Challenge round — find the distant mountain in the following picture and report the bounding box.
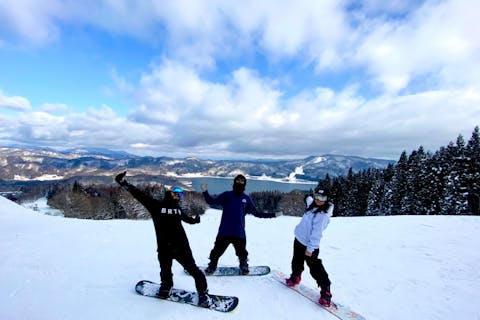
[0,147,394,183]
[60,147,136,159]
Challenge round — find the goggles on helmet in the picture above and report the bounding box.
[172,186,183,198]
[313,194,327,202]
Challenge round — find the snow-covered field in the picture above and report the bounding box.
[1,195,479,320]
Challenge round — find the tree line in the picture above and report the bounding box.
[315,126,480,216]
[7,126,479,218]
[46,182,209,220]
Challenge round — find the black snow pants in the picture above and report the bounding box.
[158,243,207,293]
[208,236,248,264]
[290,238,331,290]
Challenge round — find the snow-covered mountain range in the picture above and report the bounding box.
[0,147,394,182]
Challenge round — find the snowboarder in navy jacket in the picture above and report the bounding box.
[201,174,277,275]
[115,171,211,307]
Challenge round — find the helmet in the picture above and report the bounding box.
[313,189,329,202]
[171,186,183,198]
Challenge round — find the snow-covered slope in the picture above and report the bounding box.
[1,196,479,320]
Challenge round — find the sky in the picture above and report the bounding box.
[1,195,479,319]
[0,0,479,160]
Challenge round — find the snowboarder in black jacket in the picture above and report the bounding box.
[115,171,211,307]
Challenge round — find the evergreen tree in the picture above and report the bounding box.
[344,168,357,216]
[400,150,418,215]
[316,174,332,192]
[367,164,394,215]
[385,151,408,215]
[330,177,346,216]
[72,180,82,193]
[374,163,395,215]
[466,126,480,214]
[319,126,479,216]
[401,147,431,215]
[422,150,442,214]
[354,169,373,215]
[440,136,469,214]
[367,174,384,215]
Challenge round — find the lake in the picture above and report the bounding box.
[179,177,317,194]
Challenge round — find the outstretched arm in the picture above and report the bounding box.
[181,213,201,224]
[115,171,152,206]
[246,197,277,218]
[202,188,224,206]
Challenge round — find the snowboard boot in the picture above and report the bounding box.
[319,286,332,307]
[198,291,212,308]
[158,284,172,299]
[285,274,301,287]
[204,261,217,275]
[239,260,249,275]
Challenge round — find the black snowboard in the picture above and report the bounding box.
[135,280,239,313]
[187,265,271,276]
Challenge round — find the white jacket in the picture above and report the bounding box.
[294,203,333,253]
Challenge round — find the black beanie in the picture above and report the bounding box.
[234,174,247,185]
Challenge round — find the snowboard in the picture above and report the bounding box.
[187,265,271,276]
[135,280,239,313]
[271,271,366,320]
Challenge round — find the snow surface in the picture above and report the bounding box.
[1,195,479,320]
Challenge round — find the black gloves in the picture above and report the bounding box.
[265,211,281,218]
[115,171,127,186]
[183,214,201,224]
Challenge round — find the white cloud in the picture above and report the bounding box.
[0,91,31,111]
[40,103,71,113]
[112,60,480,158]
[16,111,67,141]
[3,78,479,159]
[354,0,480,92]
[128,60,281,129]
[0,0,350,70]
[1,0,478,88]
[0,0,62,45]
[1,0,479,160]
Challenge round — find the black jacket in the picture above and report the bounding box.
[123,183,199,252]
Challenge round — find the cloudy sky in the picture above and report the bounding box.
[0,0,479,160]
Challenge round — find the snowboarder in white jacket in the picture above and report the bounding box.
[286,188,333,307]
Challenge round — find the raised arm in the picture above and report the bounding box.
[115,171,153,206]
[201,183,224,206]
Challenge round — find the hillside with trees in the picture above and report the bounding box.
[5,127,479,218]
[318,126,480,216]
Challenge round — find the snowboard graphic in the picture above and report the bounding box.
[187,265,271,276]
[271,271,366,320]
[135,280,239,313]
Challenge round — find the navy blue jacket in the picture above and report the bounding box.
[203,190,275,238]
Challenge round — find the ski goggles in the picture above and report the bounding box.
[313,194,328,202]
[172,186,183,198]
[174,192,183,198]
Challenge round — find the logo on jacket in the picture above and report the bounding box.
[160,208,181,215]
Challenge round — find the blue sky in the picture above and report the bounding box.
[1,0,479,160]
